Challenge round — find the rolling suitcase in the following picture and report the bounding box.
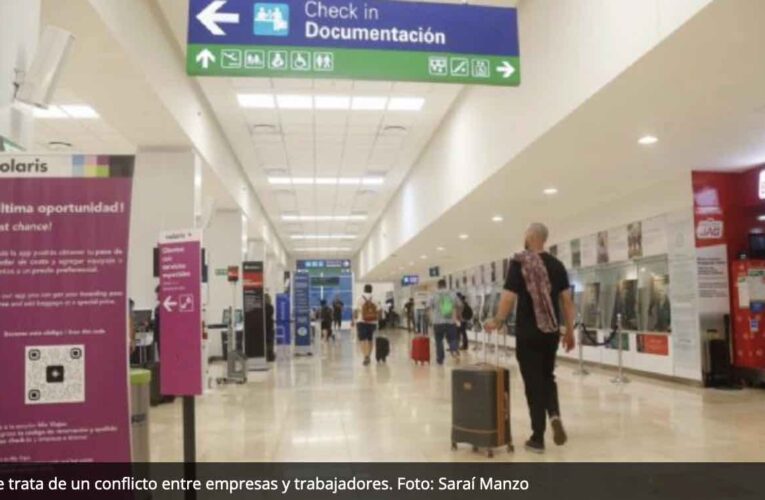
[375,336,390,363]
[451,329,513,458]
[411,335,430,365]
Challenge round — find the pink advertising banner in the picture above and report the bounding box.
[0,154,134,462]
[158,229,203,396]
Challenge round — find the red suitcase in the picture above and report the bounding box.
[411,335,431,365]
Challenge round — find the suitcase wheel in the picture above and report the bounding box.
[487,449,494,459]
[451,442,457,451]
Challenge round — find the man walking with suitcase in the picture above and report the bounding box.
[353,284,378,366]
[486,223,576,454]
[430,279,462,365]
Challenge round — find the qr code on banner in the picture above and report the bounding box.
[25,345,86,405]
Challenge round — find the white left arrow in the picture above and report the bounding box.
[197,0,240,36]
[496,61,516,79]
[163,295,178,313]
[196,49,216,69]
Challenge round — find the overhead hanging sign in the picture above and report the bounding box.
[186,0,520,86]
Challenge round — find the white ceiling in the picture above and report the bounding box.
[154,0,465,256]
[362,0,765,281]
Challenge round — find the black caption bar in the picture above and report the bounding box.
[0,463,763,500]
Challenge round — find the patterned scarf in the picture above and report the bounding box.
[514,251,559,333]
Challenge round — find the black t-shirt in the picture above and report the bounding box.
[504,253,570,337]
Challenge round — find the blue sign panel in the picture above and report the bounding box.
[402,275,420,287]
[189,0,520,56]
[297,259,352,270]
[293,271,312,353]
[275,293,291,345]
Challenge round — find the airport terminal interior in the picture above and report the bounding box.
[2,0,765,465]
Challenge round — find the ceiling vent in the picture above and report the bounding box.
[381,125,408,136]
[251,123,281,135]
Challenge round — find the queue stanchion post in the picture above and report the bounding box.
[573,322,589,376]
[611,313,630,385]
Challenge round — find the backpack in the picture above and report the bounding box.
[361,297,378,322]
[321,306,333,323]
[462,303,474,321]
[439,293,455,317]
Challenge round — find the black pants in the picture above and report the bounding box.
[458,322,468,350]
[334,315,342,329]
[516,333,561,442]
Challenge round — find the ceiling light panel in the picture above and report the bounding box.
[315,96,351,110]
[388,97,425,111]
[59,105,99,118]
[277,94,314,110]
[238,94,276,108]
[352,97,388,111]
[33,105,68,119]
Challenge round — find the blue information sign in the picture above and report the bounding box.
[402,275,420,287]
[187,0,520,86]
[275,293,291,345]
[293,271,312,354]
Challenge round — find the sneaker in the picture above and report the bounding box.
[550,417,567,446]
[524,438,545,454]
[363,357,371,366]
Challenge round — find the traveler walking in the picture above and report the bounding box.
[456,292,472,350]
[320,300,334,341]
[332,297,344,330]
[265,293,276,361]
[429,279,462,365]
[404,298,415,333]
[485,223,576,454]
[353,284,378,366]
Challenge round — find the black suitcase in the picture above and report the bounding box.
[375,336,390,363]
[451,331,513,458]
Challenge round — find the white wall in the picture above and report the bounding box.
[205,210,245,324]
[0,0,39,147]
[128,149,198,310]
[358,0,712,276]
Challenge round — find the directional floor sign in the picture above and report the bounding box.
[187,0,520,86]
[159,229,203,396]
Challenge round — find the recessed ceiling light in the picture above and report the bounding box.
[268,177,292,185]
[388,97,425,111]
[33,105,67,119]
[459,234,469,240]
[409,261,414,266]
[60,105,99,119]
[294,247,352,252]
[291,177,315,185]
[314,178,338,185]
[237,94,276,108]
[315,95,351,110]
[281,214,367,222]
[758,215,765,222]
[361,177,385,186]
[437,246,445,252]
[277,95,313,110]
[352,96,387,111]
[543,188,559,195]
[638,135,658,145]
[492,215,504,223]
[420,255,427,259]
[291,235,356,240]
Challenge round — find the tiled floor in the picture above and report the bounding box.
[150,329,765,462]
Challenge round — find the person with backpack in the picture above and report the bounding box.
[457,292,473,350]
[320,299,334,341]
[429,279,462,365]
[485,223,576,454]
[332,297,344,330]
[353,284,378,366]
